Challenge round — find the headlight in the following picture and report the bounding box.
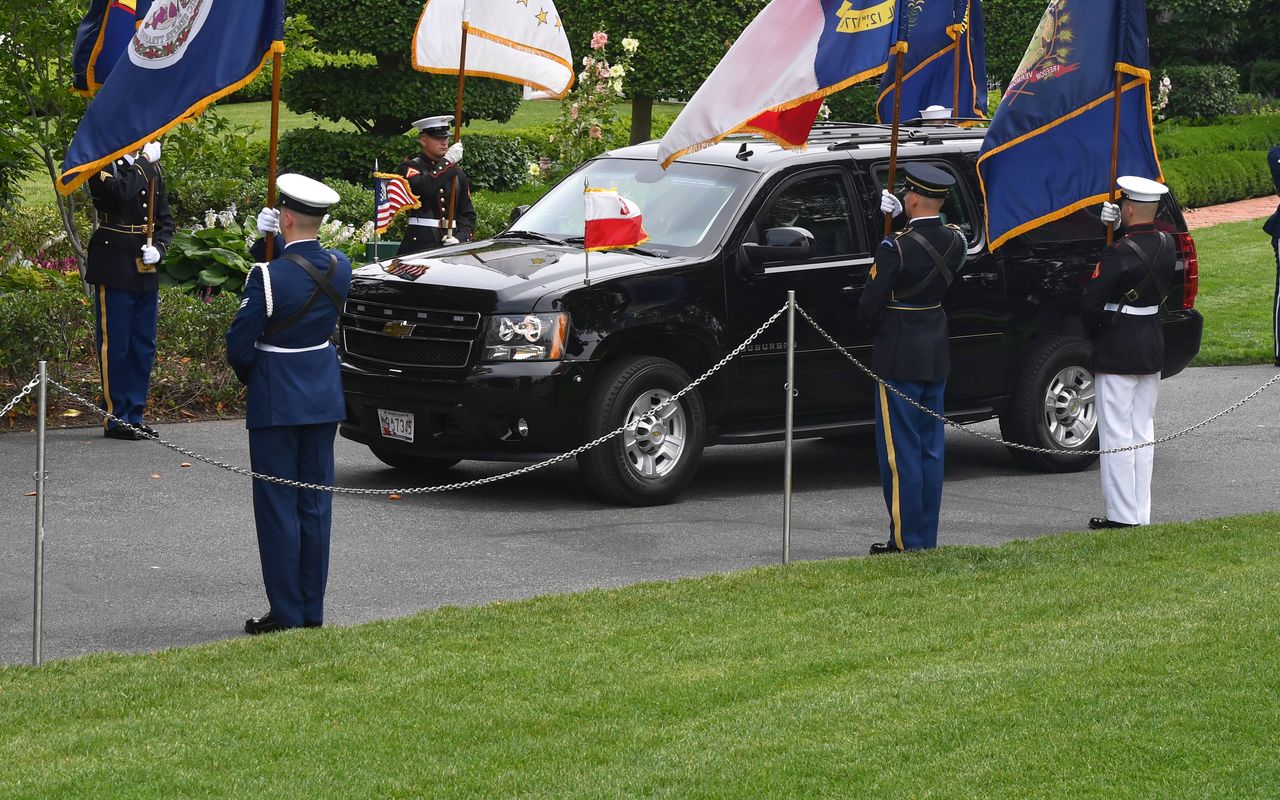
[483,312,568,361]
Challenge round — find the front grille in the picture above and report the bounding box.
[341,299,481,368]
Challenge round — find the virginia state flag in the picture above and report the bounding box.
[59,0,285,196]
[658,0,899,168]
[72,0,153,96]
[976,0,1161,251]
[875,0,987,123]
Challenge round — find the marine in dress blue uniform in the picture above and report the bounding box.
[86,141,173,440]
[1264,146,1280,367]
[1083,176,1176,530]
[228,174,352,634]
[858,163,966,553]
[396,115,475,256]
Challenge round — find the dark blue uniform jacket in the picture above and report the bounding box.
[226,240,352,429]
[86,155,174,292]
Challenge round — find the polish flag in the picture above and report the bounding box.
[584,188,649,252]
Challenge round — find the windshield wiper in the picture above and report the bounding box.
[494,230,568,246]
[561,236,664,258]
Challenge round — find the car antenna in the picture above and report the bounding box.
[736,142,754,161]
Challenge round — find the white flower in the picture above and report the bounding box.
[527,161,543,179]
[622,37,639,54]
[217,209,234,228]
[203,209,217,228]
[609,64,625,78]
[578,70,589,83]
[818,101,832,120]
[610,79,623,95]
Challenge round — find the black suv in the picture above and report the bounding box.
[336,122,1203,505]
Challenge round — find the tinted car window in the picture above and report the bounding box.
[509,158,756,257]
[872,162,975,242]
[758,172,861,258]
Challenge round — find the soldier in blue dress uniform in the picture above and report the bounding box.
[860,163,967,553]
[86,140,173,440]
[396,114,474,256]
[230,174,353,634]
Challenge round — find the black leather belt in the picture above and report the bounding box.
[99,215,146,233]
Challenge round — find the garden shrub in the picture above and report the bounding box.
[163,110,270,222]
[0,203,88,270]
[472,185,549,240]
[1155,115,1280,158]
[0,275,92,384]
[1248,59,1280,98]
[825,83,880,124]
[1161,150,1272,208]
[1162,65,1242,120]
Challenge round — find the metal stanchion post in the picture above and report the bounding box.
[33,361,47,666]
[783,292,795,565]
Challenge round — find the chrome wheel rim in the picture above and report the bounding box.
[1042,365,1096,448]
[621,389,686,480]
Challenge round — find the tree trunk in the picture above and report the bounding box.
[629,95,653,145]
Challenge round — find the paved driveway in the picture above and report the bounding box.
[2,364,1278,666]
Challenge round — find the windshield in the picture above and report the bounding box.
[508,158,757,257]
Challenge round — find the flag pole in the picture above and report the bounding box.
[445,3,470,241]
[582,177,591,286]
[885,42,907,236]
[1106,70,1123,245]
[264,49,282,260]
[372,158,380,255]
[952,19,963,117]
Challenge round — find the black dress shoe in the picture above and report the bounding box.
[103,425,146,441]
[245,614,288,635]
[136,423,158,438]
[869,541,903,555]
[1088,517,1138,529]
[303,620,322,629]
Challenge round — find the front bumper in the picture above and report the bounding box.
[339,359,598,462]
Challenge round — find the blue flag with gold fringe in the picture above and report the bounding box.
[72,1,153,96]
[976,0,1161,251]
[875,0,987,124]
[60,0,284,196]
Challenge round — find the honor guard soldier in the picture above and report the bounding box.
[86,140,173,440]
[229,174,353,634]
[860,163,966,553]
[1265,146,1280,367]
[1083,176,1176,530]
[396,114,475,256]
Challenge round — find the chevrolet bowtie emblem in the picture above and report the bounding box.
[383,321,414,338]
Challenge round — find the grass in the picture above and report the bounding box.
[3,514,1280,798]
[1189,219,1276,365]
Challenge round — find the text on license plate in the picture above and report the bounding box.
[377,409,414,443]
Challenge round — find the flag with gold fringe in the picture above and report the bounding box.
[59,0,285,196]
[72,0,153,95]
[875,0,987,123]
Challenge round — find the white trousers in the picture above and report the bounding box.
[1096,372,1159,525]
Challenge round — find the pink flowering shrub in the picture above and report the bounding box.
[551,31,638,171]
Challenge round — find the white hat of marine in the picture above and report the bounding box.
[412,115,454,135]
[920,104,952,119]
[1117,175,1168,203]
[276,173,340,216]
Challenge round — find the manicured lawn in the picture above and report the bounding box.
[4,514,1280,798]
[1190,219,1275,366]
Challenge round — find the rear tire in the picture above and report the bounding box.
[369,447,460,473]
[999,336,1099,472]
[578,356,706,506]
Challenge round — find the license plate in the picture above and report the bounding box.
[377,409,414,443]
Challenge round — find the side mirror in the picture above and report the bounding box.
[739,226,814,271]
[509,205,531,225]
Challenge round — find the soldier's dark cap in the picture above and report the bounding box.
[276,173,340,217]
[412,115,454,138]
[902,163,955,199]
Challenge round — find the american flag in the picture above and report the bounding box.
[373,172,420,234]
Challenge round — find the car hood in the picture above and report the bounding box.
[351,238,691,310]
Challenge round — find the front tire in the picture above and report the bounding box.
[999,336,1099,472]
[578,356,706,506]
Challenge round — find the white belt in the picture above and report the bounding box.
[1103,303,1158,316]
[254,342,332,354]
[406,217,443,228]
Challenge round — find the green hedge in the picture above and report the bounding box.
[1155,115,1280,158]
[1162,65,1242,120]
[280,129,534,192]
[1248,60,1280,98]
[1161,150,1274,208]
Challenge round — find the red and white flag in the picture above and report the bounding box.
[584,188,649,252]
[374,172,420,234]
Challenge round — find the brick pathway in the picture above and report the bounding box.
[1183,195,1278,230]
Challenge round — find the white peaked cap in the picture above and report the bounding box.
[277,173,340,216]
[1117,175,1168,203]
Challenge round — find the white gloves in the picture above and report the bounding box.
[1100,201,1120,226]
[880,189,903,216]
[141,141,161,163]
[441,234,460,245]
[446,141,464,164]
[256,206,280,234]
[140,244,161,265]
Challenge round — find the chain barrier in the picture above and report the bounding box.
[1,374,42,420]
[45,302,791,496]
[795,303,1280,456]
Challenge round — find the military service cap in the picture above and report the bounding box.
[412,115,454,138]
[1117,175,1168,204]
[277,173,340,217]
[902,162,955,199]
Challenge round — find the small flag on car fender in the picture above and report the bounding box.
[583,188,649,252]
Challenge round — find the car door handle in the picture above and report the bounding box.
[962,272,998,283]
[842,284,864,293]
